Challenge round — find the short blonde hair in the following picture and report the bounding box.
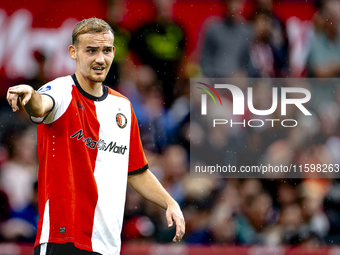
[72,18,114,45]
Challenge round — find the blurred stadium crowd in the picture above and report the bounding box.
[1,0,340,249]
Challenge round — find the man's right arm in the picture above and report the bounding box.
[6,85,53,117]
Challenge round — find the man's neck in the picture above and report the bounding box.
[75,71,103,97]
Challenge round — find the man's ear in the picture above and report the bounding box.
[68,45,77,60]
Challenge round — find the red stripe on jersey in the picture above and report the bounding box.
[128,105,148,173]
[35,86,100,251]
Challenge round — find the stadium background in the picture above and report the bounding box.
[1,0,340,254]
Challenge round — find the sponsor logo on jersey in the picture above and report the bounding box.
[70,129,128,155]
[116,113,127,129]
[38,85,51,93]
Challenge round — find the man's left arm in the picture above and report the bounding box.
[128,169,185,243]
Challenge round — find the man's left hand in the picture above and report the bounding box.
[166,203,185,243]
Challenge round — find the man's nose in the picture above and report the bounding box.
[96,52,105,64]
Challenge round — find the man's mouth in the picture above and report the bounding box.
[92,67,105,73]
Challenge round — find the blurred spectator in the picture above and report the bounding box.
[207,181,239,244]
[276,182,298,208]
[0,126,38,242]
[160,78,190,147]
[0,191,10,241]
[152,145,187,206]
[24,51,48,91]
[208,203,235,244]
[324,179,340,244]
[279,203,304,244]
[117,64,166,151]
[307,0,340,77]
[299,181,330,241]
[239,10,281,77]
[0,126,37,212]
[182,199,212,244]
[105,0,131,87]
[2,0,340,249]
[237,190,275,244]
[316,102,340,141]
[245,0,289,77]
[200,0,251,78]
[117,64,190,152]
[130,0,185,107]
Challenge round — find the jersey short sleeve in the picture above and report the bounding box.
[128,105,148,175]
[31,76,73,124]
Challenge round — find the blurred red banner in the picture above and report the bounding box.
[0,0,106,81]
[0,0,316,82]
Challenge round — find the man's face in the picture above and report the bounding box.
[73,31,115,83]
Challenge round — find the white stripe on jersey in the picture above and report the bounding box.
[39,243,47,255]
[40,200,50,244]
[91,94,132,255]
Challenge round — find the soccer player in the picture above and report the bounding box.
[6,18,185,255]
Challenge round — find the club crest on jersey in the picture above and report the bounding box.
[116,113,127,129]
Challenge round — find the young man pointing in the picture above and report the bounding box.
[6,18,185,255]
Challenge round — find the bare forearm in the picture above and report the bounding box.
[128,170,177,210]
[7,85,53,117]
[22,90,45,117]
[128,169,185,242]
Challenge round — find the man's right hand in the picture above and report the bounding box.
[6,85,53,117]
[6,85,34,112]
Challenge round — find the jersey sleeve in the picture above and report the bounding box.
[30,77,70,124]
[128,105,148,175]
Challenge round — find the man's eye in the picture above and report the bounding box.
[88,49,96,53]
[104,49,112,53]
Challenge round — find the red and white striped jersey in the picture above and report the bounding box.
[32,74,148,255]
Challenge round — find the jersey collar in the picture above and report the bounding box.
[71,74,108,102]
